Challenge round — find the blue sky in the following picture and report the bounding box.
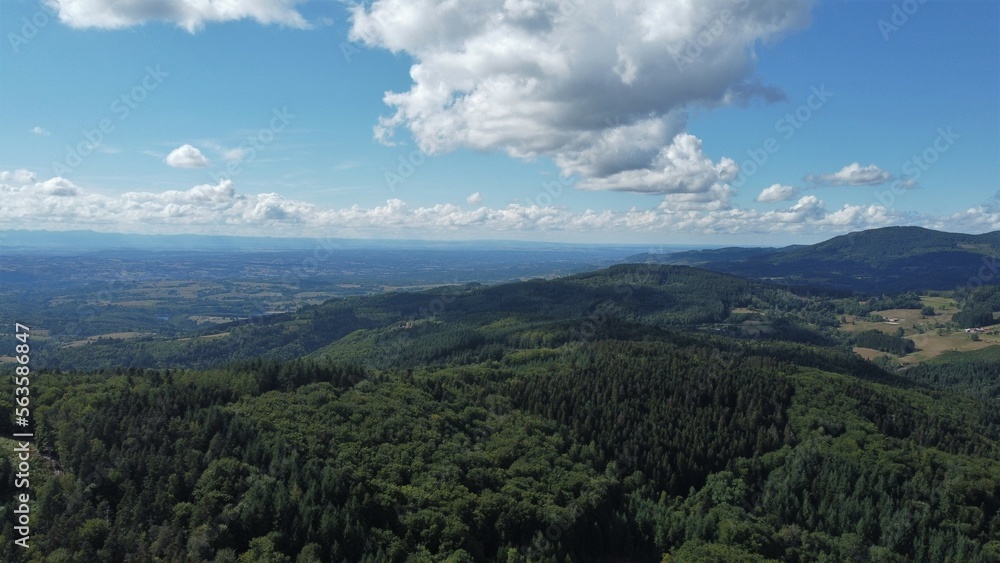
[0,0,997,244]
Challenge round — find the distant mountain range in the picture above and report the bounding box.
[7,226,998,294]
[0,228,680,254]
[627,226,1000,293]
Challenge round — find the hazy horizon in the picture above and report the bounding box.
[1,0,996,245]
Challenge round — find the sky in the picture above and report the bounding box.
[0,0,997,245]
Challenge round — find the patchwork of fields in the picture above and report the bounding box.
[842,296,1000,364]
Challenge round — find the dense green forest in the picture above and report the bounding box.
[951,285,1000,328]
[3,264,1000,561]
[849,330,916,356]
[39,265,842,372]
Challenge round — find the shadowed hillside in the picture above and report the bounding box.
[629,227,1000,293]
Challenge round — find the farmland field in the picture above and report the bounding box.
[842,296,1000,364]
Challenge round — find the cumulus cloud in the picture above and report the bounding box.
[0,169,37,185]
[0,174,310,230]
[30,126,50,136]
[44,0,310,32]
[768,195,825,223]
[659,184,734,212]
[165,144,209,168]
[466,192,482,205]
[577,133,737,196]
[37,177,82,197]
[821,202,894,227]
[0,170,941,240]
[756,184,799,202]
[808,162,893,186]
[930,207,1000,234]
[0,174,83,226]
[350,0,812,200]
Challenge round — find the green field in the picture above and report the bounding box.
[841,295,1000,364]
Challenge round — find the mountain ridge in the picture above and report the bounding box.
[628,226,1000,293]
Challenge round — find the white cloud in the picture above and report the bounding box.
[30,126,50,136]
[931,207,1000,234]
[350,0,812,203]
[466,192,482,205]
[555,114,687,180]
[809,162,893,186]
[0,169,37,185]
[45,0,310,32]
[222,147,247,162]
[0,170,926,240]
[577,133,737,195]
[37,177,82,197]
[12,170,1000,242]
[165,144,209,168]
[659,184,734,212]
[772,195,825,223]
[819,202,893,227]
[756,184,799,202]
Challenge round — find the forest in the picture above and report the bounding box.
[638,227,1000,293]
[2,264,1000,561]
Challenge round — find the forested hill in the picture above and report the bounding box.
[629,226,1000,293]
[345,263,828,327]
[4,259,1000,561]
[41,264,841,372]
[770,226,1000,266]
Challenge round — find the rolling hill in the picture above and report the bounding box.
[628,226,1000,293]
[5,258,1000,561]
[40,264,841,372]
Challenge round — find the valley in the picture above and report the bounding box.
[839,296,1000,364]
[5,3,995,560]
[2,227,1000,561]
